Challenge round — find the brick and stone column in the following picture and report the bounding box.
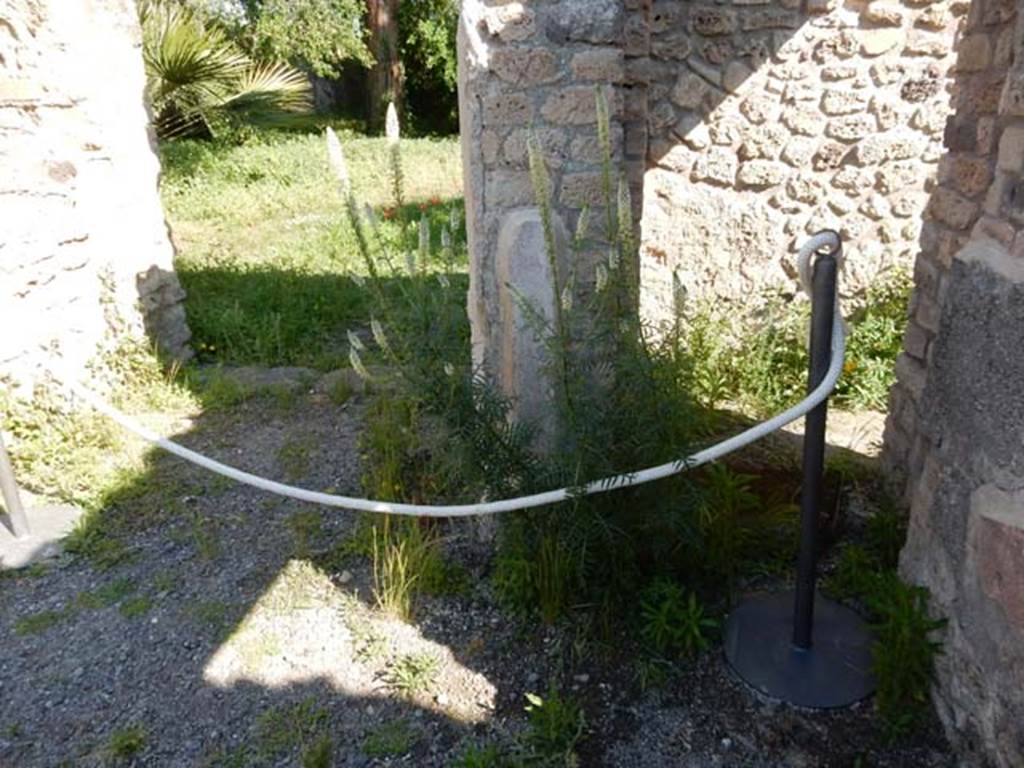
[884,1,1024,765]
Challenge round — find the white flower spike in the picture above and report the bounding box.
[386,102,401,146]
[326,127,350,194]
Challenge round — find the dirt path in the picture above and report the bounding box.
[0,384,953,767]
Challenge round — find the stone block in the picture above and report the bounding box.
[997,125,1024,173]
[544,0,622,44]
[559,172,606,207]
[691,147,737,186]
[860,28,902,56]
[491,47,561,86]
[781,137,817,167]
[671,72,710,109]
[541,86,617,125]
[929,187,980,231]
[689,6,736,36]
[571,49,625,83]
[957,33,992,72]
[826,113,878,141]
[483,4,536,42]
[863,3,903,26]
[821,89,868,115]
[495,208,568,449]
[485,169,535,209]
[483,92,534,126]
[736,159,787,188]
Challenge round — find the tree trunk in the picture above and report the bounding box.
[367,0,402,132]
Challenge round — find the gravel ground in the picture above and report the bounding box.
[0,375,956,767]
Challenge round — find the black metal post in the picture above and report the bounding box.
[792,241,839,650]
[723,231,874,708]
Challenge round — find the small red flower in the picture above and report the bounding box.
[382,206,397,220]
[428,195,442,206]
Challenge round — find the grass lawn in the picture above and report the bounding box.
[160,128,466,371]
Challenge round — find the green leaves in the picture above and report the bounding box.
[140,0,311,140]
[639,579,717,658]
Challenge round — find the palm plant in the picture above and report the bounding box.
[139,0,311,139]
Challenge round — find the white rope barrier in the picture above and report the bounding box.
[58,233,844,519]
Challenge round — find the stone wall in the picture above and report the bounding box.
[884,0,1024,764]
[459,1,965,366]
[637,0,964,318]
[0,0,190,391]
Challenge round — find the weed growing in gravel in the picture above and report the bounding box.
[362,718,417,758]
[448,743,519,768]
[523,686,586,766]
[190,510,221,561]
[823,505,943,739]
[119,596,153,619]
[13,609,68,636]
[77,577,137,609]
[190,600,231,635]
[301,734,334,768]
[288,508,324,559]
[257,698,330,760]
[277,436,315,481]
[639,580,717,658]
[349,622,388,663]
[382,652,440,698]
[106,724,147,760]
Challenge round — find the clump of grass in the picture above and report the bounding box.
[382,652,439,698]
[77,577,137,609]
[119,596,153,619]
[190,510,221,561]
[106,725,146,761]
[301,735,333,768]
[288,508,323,559]
[362,718,417,758]
[639,580,717,658]
[14,609,68,636]
[522,686,586,765]
[257,698,329,759]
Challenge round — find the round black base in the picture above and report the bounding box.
[724,591,875,709]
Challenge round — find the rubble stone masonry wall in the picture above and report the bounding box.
[0,0,190,391]
[885,0,1024,765]
[459,1,1024,764]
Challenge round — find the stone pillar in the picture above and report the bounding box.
[0,0,190,391]
[457,0,628,419]
[885,2,1024,764]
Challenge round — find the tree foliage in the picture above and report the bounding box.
[398,0,459,134]
[140,0,311,140]
[242,0,372,78]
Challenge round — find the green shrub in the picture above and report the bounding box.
[867,573,946,739]
[678,268,911,416]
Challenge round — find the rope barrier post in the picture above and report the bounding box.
[723,231,875,709]
[0,432,31,539]
[792,238,838,649]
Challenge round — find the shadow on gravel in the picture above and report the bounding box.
[0,367,913,767]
